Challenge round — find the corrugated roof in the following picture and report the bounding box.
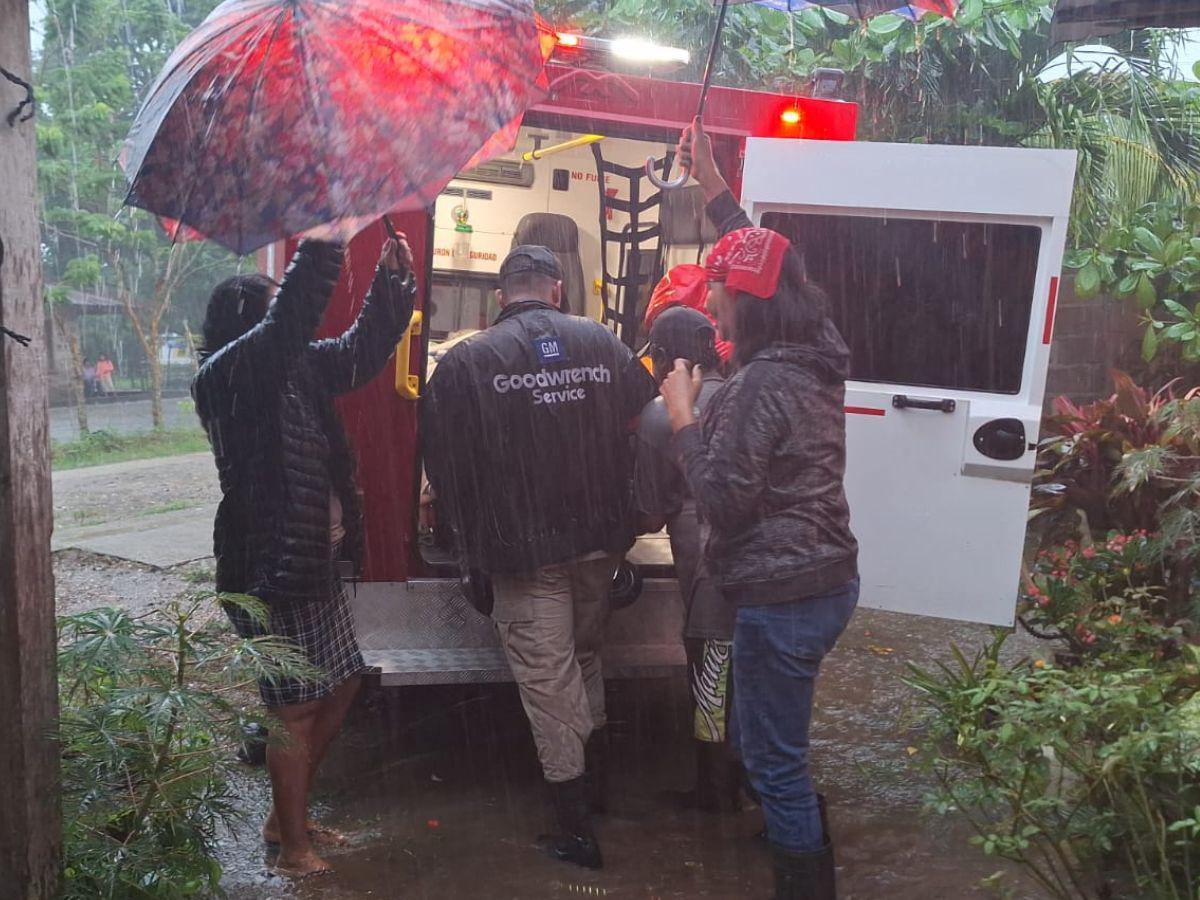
[65,290,122,312]
[1052,0,1200,42]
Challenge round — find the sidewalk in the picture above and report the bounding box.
[52,452,218,568]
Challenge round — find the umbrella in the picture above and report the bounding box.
[1050,0,1200,43]
[738,0,956,16]
[122,0,551,255]
[646,0,957,188]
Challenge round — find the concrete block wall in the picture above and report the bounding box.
[1043,276,1141,413]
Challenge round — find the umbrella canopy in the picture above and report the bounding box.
[122,0,549,255]
[1051,0,1200,42]
[733,0,957,18]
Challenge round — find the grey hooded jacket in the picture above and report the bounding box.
[673,192,858,606]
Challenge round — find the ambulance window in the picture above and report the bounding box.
[761,213,1041,394]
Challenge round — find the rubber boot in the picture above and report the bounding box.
[584,727,609,814]
[771,841,836,900]
[538,776,603,870]
[661,741,742,814]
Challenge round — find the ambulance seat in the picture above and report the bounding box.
[511,213,587,316]
[660,184,720,248]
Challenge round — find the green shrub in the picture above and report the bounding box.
[59,595,311,899]
[907,633,1200,899]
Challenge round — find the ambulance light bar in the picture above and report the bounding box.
[554,31,690,67]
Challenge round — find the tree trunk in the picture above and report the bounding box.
[148,319,163,430]
[50,308,88,435]
[0,2,64,895]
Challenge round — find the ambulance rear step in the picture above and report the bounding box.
[352,577,686,687]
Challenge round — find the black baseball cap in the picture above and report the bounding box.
[640,306,716,363]
[499,245,563,281]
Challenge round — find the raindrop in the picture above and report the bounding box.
[932,220,938,244]
[895,256,902,289]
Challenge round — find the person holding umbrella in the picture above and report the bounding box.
[661,120,859,900]
[193,235,415,878]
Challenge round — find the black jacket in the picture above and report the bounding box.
[422,300,657,575]
[674,192,859,605]
[193,240,415,602]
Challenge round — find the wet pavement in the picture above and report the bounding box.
[219,609,1048,900]
[50,394,195,442]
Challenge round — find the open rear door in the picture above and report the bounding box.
[741,140,1077,626]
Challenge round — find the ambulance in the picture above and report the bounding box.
[263,43,1077,686]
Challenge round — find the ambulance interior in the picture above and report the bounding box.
[425,125,711,357]
[419,124,1048,581]
[421,124,711,572]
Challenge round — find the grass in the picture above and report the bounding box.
[140,499,193,517]
[52,428,209,471]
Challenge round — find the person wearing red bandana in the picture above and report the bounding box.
[660,119,860,900]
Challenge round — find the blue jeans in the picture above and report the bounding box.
[732,578,859,852]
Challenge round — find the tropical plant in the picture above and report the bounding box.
[1018,530,1189,660]
[1032,371,1184,539]
[58,594,310,899]
[907,632,1200,899]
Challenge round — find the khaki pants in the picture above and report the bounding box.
[492,552,618,783]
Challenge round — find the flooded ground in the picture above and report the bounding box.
[218,608,1047,900]
[51,453,1047,898]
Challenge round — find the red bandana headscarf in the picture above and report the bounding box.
[643,264,733,362]
[704,227,791,300]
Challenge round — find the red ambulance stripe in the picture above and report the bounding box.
[1042,276,1060,345]
[845,406,886,417]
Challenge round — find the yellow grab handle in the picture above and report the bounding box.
[394,310,423,400]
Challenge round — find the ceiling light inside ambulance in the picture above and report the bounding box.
[609,38,689,65]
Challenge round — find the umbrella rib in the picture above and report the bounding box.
[126,3,277,177]
[294,1,345,234]
[234,9,292,254]
[169,11,287,253]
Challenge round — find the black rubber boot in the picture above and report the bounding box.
[661,741,742,814]
[771,841,836,900]
[584,727,609,814]
[538,776,603,870]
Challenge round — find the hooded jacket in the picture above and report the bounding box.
[422,299,657,575]
[193,240,415,602]
[673,192,858,605]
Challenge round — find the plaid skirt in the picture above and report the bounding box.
[224,574,366,708]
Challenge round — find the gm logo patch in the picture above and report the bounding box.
[534,337,567,365]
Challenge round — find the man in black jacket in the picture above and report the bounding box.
[194,236,415,878]
[422,246,656,870]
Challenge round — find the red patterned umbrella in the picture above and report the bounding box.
[122,0,551,255]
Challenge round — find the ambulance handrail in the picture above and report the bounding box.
[394,310,423,401]
[523,134,604,161]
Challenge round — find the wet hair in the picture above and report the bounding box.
[499,271,558,302]
[731,253,829,367]
[201,274,275,355]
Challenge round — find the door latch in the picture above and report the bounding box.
[892,394,956,413]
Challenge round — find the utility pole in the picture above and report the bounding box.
[0,1,63,896]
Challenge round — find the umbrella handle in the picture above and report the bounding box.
[645,0,729,191]
[645,155,690,190]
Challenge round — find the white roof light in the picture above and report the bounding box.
[609,38,690,66]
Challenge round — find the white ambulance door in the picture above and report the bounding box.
[741,140,1077,626]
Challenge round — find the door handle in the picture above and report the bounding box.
[892,394,956,413]
[394,310,423,401]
